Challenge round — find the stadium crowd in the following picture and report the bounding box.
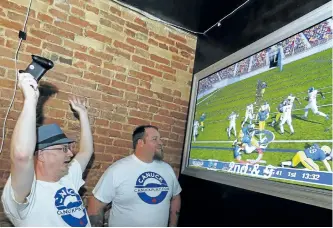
[198,20,332,94]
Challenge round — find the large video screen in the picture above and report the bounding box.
[188,19,333,191]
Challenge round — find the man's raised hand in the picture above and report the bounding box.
[18,72,40,102]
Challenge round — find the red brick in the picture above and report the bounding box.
[0,78,15,89]
[7,12,40,28]
[161,101,180,111]
[43,24,75,40]
[150,54,170,65]
[159,43,168,50]
[156,64,176,74]
[95,118,109,126]
[148,38,158,46]
[86,4,99,14]
[0,17,22,31]
[68,77,96,90]
[54,21,83,35]
[69,16,97,31]
[126,21,148,35]
[71,7,85,17]
[115,74,126,81]
[126,37,148,50]
[137,87,153,97]
[155,92,174,102]
[153,115,174,125]
[172,55,190,65]
[84,72,111,86]
[163,73,176,81]
[171,61,188,71]
[128,117,150,126]
[169,46,178,53]
[150,32,174,45]
[63,40,87,52]
[97,84,123,97]
[125,29,136,37]
[141,66,162,77]
[89,65,102,74]
[55,3,70,11]
[43,42,73,57]
[113,40,134,53]
[85,30,112,43]
[109,6,121,16]
[74,52,102,66]
[49,8,68,20]
[173,90,181,97]
[104,63,126,73]
[105,46,130,60]
[30,29,62,45]
[128,70,152,81]
[140,80,151,89]
[176,42,195,54]
[126,77,139,86]
[26,35,42,47]
[134,17,146,27]
[101,95,126,105]
[0,46,14,58]
[100,10,125,25]
[132,55,154,67]
[111,80,136,92]
[168,32,187,44]
[0,0,35,15]
[88,49,113,61]
[73,61,87,70]
[113,139,132,149]
[68,0,85,8]
[110,122,123,130]
[138,95,160,107]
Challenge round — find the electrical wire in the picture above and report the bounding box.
[0,0,33,155]
[112,0,251,35]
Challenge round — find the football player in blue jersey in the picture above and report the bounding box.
[281,144,332,171]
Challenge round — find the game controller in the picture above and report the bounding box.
[19,55,54,82]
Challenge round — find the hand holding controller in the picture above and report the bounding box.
[19,55,54,82]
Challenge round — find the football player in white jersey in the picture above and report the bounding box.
[303,87,329,120]
[279,100,294,135]
[227,111,238,139]
[287,93,301,107]
[241,103,254,127]
[193,120,200,141]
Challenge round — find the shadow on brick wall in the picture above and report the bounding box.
[36,82,59,127]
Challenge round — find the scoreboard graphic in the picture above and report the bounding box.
[189,158,333,187]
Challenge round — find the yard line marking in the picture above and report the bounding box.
[192,139,333,143]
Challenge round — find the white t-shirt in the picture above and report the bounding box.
[92,154,182,227]
[1,159,91,227]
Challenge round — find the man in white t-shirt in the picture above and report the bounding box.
[87,125,182,227]
[1,73,94,226]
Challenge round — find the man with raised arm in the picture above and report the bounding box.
[1,73,94,227]
[87,125,182,227]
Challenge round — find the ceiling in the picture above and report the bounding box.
[115,0,250,34]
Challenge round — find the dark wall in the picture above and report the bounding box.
[179,0,332,226]
[193,0,331,74]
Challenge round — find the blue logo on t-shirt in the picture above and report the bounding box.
[134,172,169,204]
[54,187,88,227]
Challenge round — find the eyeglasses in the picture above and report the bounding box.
[42,144,74,153]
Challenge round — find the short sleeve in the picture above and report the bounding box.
[1,174,37,220]
[92,165,116,204]
[67,159,85,191]
[168,166,182,196]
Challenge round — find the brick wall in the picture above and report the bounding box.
[0,0,197,224]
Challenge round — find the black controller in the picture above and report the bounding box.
[19,55,54,82]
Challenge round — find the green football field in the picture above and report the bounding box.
[189,48,332,189]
